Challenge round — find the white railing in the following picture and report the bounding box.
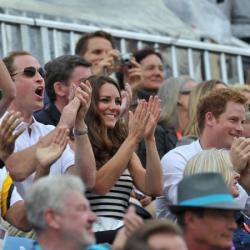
[1,13,250,83]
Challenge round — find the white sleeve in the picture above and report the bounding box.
[10,186,23,207]
[161,150,187,204]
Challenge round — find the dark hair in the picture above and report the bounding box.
[44,55,91,102]
[85,75,127,168]
[197,88,247,133]
[133,48,163,64]
[124,219,183,250]
[75,30,116,56]
[176,208,204,231]
[3,50,32,76]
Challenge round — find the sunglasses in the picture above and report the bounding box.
[11,66,46,79]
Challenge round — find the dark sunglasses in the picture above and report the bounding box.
[11,66,46,79]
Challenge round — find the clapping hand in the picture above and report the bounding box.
[0,111,24,161]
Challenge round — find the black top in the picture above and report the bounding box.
[137,124,177,167]
[34,101,61,126]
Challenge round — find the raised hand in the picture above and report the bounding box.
[0,111,25,161]
[75,80,92,122]
[230,137,250,173]
[123,58,144,91]
[143,96,161,140]
[95,49,120,75]
[35,127,69,169]
[128,100,150,143]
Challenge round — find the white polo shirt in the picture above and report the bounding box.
[2,115,74,198]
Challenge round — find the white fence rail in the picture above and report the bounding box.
[1,13,250,83]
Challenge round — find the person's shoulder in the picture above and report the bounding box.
[161,140,199,163]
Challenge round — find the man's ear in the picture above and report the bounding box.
[44,209,62,229]
[53,82,68,97]
[204,111,216,128]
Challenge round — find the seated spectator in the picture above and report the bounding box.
[84,75,163,235]
[25,175,109,250]
[184,148,250,250]
[2,50,95,197]
[133,48,165,101]
[157,75,197,141]
[34,55,92,126]
[178,79,227,146]
[170,173,242,250]
[185,148,241,201]
[123,219,187,250]
[156,88,248,219]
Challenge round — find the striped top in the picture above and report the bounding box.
[86,169,133,220]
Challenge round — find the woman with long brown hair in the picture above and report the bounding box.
[84,75,163,234]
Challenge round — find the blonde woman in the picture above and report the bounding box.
[184,148,240,197]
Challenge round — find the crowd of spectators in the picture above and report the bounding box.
[0,29,250,250]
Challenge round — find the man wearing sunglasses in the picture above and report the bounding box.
[1,51,96,198]
[34,54,92,126]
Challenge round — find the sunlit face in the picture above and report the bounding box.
[189,209,236,249]
[97,83,121,129]
[148,233,187,250]
[140,54,164,91]
[83,37,113,74]
[209,101,246,149]
[229,171,240,197]
[59,191,97,247]
[11,55,45,114]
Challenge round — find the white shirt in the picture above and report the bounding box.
[156,139,249,219]
[2,116,74,198]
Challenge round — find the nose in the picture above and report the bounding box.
[89,211,97,223]
[236,121,244,134]
[109,101,120,110]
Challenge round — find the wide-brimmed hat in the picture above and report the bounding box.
[169,173,244,213]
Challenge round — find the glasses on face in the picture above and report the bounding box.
[11,66,46,79]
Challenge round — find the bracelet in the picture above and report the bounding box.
[73,127,88,136]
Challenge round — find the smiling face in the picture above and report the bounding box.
[11,55,45,115]
[140,54,164,91]
[97,82,121,129]
[208,101,246,149]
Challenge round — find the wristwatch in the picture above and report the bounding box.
[73,127,88,136]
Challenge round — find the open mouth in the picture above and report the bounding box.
[35,86,44,97]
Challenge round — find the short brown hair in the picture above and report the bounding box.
[197,88,247,133]
[3,50,31,76]
[75,30,116,56]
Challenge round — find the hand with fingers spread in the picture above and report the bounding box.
[143,96,161,140]
[230,137,250,172]
[128,100,150,143]
[35,128,69,170]
[0,111,25,161]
